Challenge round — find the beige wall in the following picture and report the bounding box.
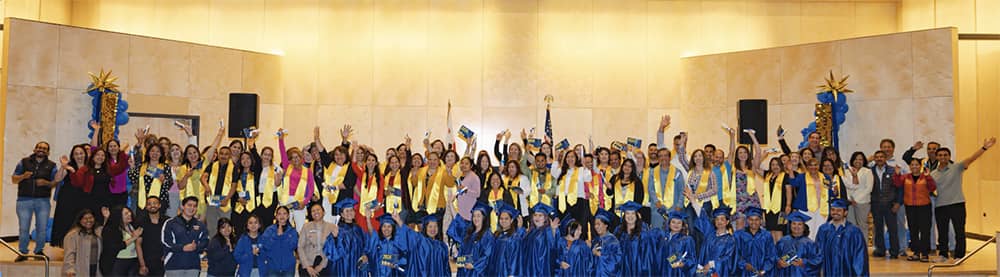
[680,28,956,166]
[62,0,902,151]
[900,0,1000,235]
[0,18,280,236]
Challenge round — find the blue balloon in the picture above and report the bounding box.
[118,100,129,111]
[117,114,129,125]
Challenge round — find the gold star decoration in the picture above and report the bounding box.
[87,69,120,94]
[816,70,853,102]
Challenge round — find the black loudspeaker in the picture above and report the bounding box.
[738,99,768,145]
[228,93,259,138]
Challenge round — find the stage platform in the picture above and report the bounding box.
[0,240,995,276]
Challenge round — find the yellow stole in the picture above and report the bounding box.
[505,176,522,210]
[279,165,309,209]
[587,172,612,214]
[138,163,165,210]
[385,171,403,214]
[259,166,276,207]
[653,164,678,209]
[689,170,716,208]
[720,164,736,208]
[529,170,554,207]
[324,163,348,204]
[235,172,258,213]
[446,164,461,211]
[488,185,505,232]
[762,173,786,213]
[424,167,447,210]
[558,168,581,212]
[208,160,235,212]
[805,173,829,218]
[359,171,379,216]
[409,167,427,212]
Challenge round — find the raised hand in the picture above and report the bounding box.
[314,126,320,139]
[912,141,924,150]
[984,137,997,150]
[659,115,671,130]
[777,125,785,138]
[341,124,353,140]
[743,129,756,135]
[520,129,527,140]
[89,120,101,130]
[60,155,70,167]
[504,129,512,141]
[496,131,504,141]
[404,134,412,146]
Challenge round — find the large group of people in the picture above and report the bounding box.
[12,114,997,277]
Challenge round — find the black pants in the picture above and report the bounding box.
[566,198,592,240]
[905,204,932,256]
[872,203,900,256]
[112,257,139,276]
[935,203,966,258]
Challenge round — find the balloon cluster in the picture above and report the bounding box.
[86,88,130,141]
[799,92,850,150]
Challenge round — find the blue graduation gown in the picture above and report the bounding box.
[555,238,592,276]
[774,235,822,277]
[324,222,368,276]
[698,231,737,277]
[395,227,449,277]
[447,214,495,277]
[592,233,622,277]
[259,225,298,274]
[735,229,777,276]
[616,224,656,276]
[656,231,696,276]
[521,227,560,276]
[365,231,410,277]
[488,228,525,277]
[817,222,869,277]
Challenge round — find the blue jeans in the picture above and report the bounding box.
[16,197,50,253]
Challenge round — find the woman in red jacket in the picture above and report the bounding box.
[70,148,129,225]
[893,158,936,262]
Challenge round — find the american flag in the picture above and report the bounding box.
[544,95,554,140]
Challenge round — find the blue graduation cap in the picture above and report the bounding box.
[830,198,850,210]
[617,201,642,213]
[594,208,614,224]
[377,214,396,225]
[786,210,812,222]
[496,202,520,218]
[420,214,440,226]
[712,205,733,218]
[745,206,765,218]
[532,203,556,217]
[472,201,493,215]
[334,198,358,214]
[667,209,688,221]
[559,214,576,236]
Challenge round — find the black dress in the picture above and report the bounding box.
[51,171,91,247]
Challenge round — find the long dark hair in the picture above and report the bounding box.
[382,155,401,177]
[493,211,517,238]
[86,148,111,171]
[734,145,753,171]
[274,205,291,233]
[71,209,97,236]
[821,146,843,169]
[421,219,444,242]
[617,211,643,239]
[144,144,167,165]
[465,208,490,242]
[559,151,583,182]
[765,157,785,177]
[689,149,708,169]
[849,151,868,168]
[213,217,236,245]
[68,144,89,171]
[183,144,201,167]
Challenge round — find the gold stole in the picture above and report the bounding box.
[208,161,235,212]
[587,172,611,214]
[446,164,461,211]
[138,163,165,210]
[488,185,505,232]
[279,165,309,209]
[324,163,348,204]
[721,165,736,208]
[235,172,258,213]
[529,170,553,207]
[409,167,427,212]
[654,164,678,209]
[805,173,829,218]
[558,168,581,212]
[505,177,521,210]
[359,171,379,216]
[762,173,786,213]
[424,167,447,210]
[260,166,276,207]
[690,170,715,208]
[385,171,403,214]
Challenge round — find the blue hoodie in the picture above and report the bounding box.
[233,233,262,277]
[161,215,209,270]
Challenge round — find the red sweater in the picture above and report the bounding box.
[69,151,129,193]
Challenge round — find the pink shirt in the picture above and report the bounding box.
[279,138,315,201]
